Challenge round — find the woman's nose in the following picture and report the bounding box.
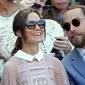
[35,24,41,29]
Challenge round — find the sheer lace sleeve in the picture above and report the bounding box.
[0,11,18,60]
[53,57,70,85]
[1,61,17,85]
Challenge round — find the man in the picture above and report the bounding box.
[62,5,85,85]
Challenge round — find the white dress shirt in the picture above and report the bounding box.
[77,48,85,61]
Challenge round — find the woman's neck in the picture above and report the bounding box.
[22,43,39,55]
[58,9,66,15]
[0,1,18,17]
[54,7,66,15]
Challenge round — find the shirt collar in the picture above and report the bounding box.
[76,48,85,60]
[14,49,44,61]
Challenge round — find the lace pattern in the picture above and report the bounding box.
[17,58,56,85]
[0,12,18,59]
[39,19,64,54]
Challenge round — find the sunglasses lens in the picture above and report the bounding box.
[26,20,45,29]
[37,20,45,28]
[62,22,70,31]
[72,19,80,27]
[43,5,51,10]
[27,21,35,25]
[27,21,35,29]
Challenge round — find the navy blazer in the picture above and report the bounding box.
[62,48,85,85]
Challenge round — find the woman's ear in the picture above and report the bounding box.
[16,30,22,37]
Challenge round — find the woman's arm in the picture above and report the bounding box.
[53,57,70,85]
[1,61,17,85]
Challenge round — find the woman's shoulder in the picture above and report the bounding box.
[44,54,66,74]
[44,53,62,64]
[4,56,23,68]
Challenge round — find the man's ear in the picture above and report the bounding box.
[16,30,22,37]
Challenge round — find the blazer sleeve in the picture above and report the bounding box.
[53,57,70,85]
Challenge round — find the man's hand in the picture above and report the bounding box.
[53,36,71,55]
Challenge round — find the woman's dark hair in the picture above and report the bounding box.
[11,8,45,56]
[45,0,52,5]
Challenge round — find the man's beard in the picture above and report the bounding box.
[69,33,85,48]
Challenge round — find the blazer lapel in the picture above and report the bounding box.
[71,48,85,79]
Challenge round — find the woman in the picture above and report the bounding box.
[19,0,46,14]
[18,0,71,61]
[0,0,22,80]
[1,8,69,85]
[43,0,71,24]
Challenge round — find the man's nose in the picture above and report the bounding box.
[70,24,76,31]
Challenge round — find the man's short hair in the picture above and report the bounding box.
[66,5,85,15]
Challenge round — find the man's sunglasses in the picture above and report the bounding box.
[62,18,82,31]
[26,20,45,29]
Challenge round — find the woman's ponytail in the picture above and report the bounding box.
[11,37,22,56]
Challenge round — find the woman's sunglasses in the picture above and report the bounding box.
[43,5,52,10]
[62,18,82,31]
[26,20,45,29]
[31,3,42,9]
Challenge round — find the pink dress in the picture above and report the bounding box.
[1,53,69,85]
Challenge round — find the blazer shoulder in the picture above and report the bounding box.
[61,50,75,68]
